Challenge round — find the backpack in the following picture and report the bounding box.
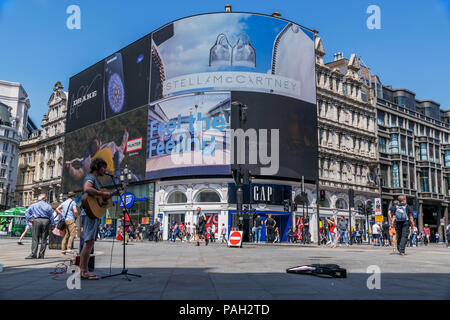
[394,205,408,221]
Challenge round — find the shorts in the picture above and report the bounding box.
[383,232,390,239]
[82,215,100,241]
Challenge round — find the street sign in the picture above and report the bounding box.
[228,231,243,247]
[375,215,384,223]
[374,198,382,215]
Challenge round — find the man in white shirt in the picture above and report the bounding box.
[372,223,381,246]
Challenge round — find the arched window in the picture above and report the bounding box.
[319,198,330,208]
[336,198,348,210]
[196,190,220,203]
[167,191,187,204]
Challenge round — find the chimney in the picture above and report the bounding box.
[333,52,343,61]
[225,4,232,12]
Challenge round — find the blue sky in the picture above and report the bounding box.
[0,0,449,126]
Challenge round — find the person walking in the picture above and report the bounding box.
[325,217,337,248]
[391,195,415,256]
[196,207,208,246]
[25,194,55,259]
[338,216,349,246]
[301,213,311,244]
[210,223,216,243]
[265,214,276,243]
[381,221,390,247]
[273,227,280,243]
[55,192,78,255]
[372,222,381,246]
[153,218,160,242]
[221,223,227,243]
[423,224,431,246]
[255,215,263,243]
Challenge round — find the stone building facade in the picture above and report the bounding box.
[15,82,67,206]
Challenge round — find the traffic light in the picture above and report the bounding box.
[292,203,298,211]
[243,205,249,215]
[320,189,326,202]
[358,203,365,215]
[365,201,373,215]
[283,199,290,212]
[348,189,354,208]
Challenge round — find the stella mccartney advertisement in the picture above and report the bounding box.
[150,13,315,103]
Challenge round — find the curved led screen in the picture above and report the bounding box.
[150,13,315,104]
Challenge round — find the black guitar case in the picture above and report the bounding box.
[286,264,347,278]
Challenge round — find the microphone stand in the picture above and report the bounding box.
[102,174,141,281]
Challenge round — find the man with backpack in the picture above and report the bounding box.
[389,195,415,255]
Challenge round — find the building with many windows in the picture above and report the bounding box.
[15,82,67,206]
[0,102,20,209]
[303,37,379,234]
[373,83,449,241]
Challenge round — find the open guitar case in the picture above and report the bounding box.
[286,264,347,278]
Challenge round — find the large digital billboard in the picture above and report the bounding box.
[150,13,315,103]
[66,35,151,133]
[65,12,317,185]
[62,107,148,193]
[146,92,231,179]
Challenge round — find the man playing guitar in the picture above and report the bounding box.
[80,158,119,280]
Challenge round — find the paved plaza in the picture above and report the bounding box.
[0,238,449,300]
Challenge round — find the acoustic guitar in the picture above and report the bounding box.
[81,189,114,220]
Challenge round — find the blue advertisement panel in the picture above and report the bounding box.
[146,92,231,179]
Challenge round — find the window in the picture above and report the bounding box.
[1,156,6,164]
[398,117,403,128]
[167,191,187,203]
[408,138,413,157]
[2,142,8,151]
[446,151,450,167]
[335,199,348,210]
[437,170,442,194]
[420,168,429,192]
[409,121,414,132]
[0,169,5,178]
[420,143,428,161]
[429,144,434,161]
[435,146,440,163]
[431,169,436,193]
[389,134,399,153]
[4,129,9,137]
[402,163,408,188]
[391,114,397,127]
[196,190,220,203]
[400,136,406,155]
[380,165,388,187]
[409,165,415,189]
[391,162,400,188]
[379,137,386,153]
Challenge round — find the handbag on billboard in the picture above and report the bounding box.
[232,33,256,68]
[209,33,232,67]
